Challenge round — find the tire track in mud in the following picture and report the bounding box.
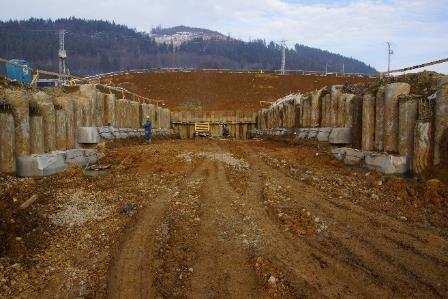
[220,152,372,297]
[189,161,263,298]
[229,142,448,297]
[107,161,208,298]
[106,140,448,297]
[211,143,325,297]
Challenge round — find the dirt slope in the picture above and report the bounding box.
[1,139,448,297]
[104,71,372,112]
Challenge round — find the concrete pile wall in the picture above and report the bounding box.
[171,110,256,140]
[0,84,172,177]
[255,76,448,176]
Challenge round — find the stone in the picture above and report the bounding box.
[317,127,332,142]
[307,128,319,139]
[77,127,100,144]
[17,152,67,177]
[121,202,137,215]
[20,194,38,209]
[344,148,365,166]
[268,275,277,285]
[65,148,88,166]
[329,128,352,145]
[364,153,409,175]
[298,128,309,139]
[111,127,120,138]
[84,149,100,165]
[98,126,114,140]
[118,128,128,139]
[331,147,348,161]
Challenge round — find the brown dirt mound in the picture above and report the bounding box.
[104,71,372,112]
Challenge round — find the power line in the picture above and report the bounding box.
[383,57,448,75]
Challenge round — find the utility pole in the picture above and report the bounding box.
[280,40,287,75]
[325,63,328,75]
[58,29,69,85]
[386,41,393,76]
[342,63,345,75]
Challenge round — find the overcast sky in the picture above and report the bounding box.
[1,0,447,73]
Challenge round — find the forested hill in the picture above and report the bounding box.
[0,18,377,75]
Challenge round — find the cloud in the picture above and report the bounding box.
[1,0,447,73]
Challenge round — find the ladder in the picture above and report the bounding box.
[194,122,211,137]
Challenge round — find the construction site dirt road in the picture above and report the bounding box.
[1,139,448,297]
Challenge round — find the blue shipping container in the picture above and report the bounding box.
[6,59,33,85]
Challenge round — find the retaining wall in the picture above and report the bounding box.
[0,84,172,176]
[171,110,256,139]
[255,76,448,176]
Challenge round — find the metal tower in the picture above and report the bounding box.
[386,42,393,76]
[58,29,69,84]
[280,40,287,75]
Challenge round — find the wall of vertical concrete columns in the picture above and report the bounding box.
[171,110,256,139]
[0,84,172,175]
[256,77,448,176]
[434,77,448,166]
[0,109,15,174]
[362,93,375,151]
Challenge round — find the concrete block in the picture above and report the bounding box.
[329,128,352,145]
[78,127,100,144]
[98,126,114,140]
[298,128,309,139]
[317,128,332,142]
[344,148,365,166]
[84,148,100,165]
[17,152,67,177]
[131,129,139,137]
[365,153,409,175]
[331,147,348,161]
[307,128,319,140]
[118,128,128,139]
[65,148,88,166]
[111,128,120,139]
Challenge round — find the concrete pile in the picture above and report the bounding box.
[254,76,448,176]
[0,84,173,177]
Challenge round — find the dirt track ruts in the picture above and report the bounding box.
[106,140,448,298]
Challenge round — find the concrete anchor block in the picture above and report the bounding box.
[118,128,128,139]
[65,149,89,166]
[331,147,348,161]
[307,128,319,140]
[78,127,100,144]
[84,148,101,165]
[98,126,114,140]
[111,128,120,139]
[317,128,333,142]
[298,128,309,139]
[17,152,67,177]
[329,127,352,145]
[364,153,409,175]
[343,148,365,166]
[128,129,136,137]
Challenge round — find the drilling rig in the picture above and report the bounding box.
[58,29,70,85]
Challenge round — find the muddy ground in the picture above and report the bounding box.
[1,138,448,298]
[104,71,372,112]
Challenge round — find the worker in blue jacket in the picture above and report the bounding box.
[143,117,152,143]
